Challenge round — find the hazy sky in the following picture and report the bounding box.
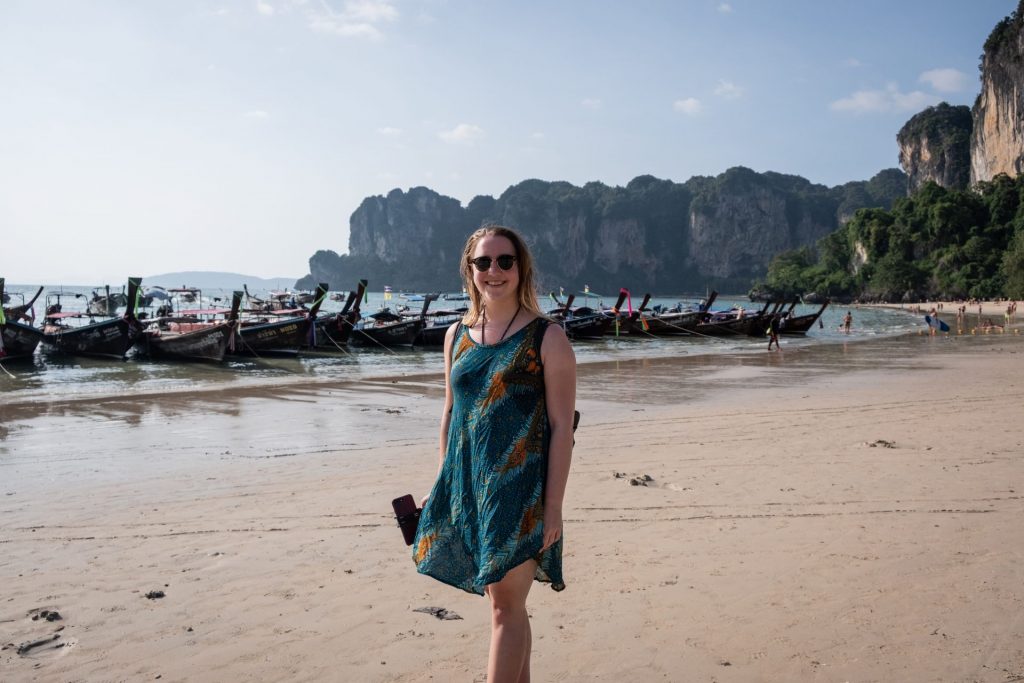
[0,1,1014,285]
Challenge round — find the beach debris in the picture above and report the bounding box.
[16,634,62,656]
[868,439,896,448]
[144,590,166,600]
[28,608,62,622]
[614,472,655,486]
[413,606,463,621]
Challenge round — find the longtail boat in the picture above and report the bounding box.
[779,299,830,334]
[745,301,786,337]
[412,294,464,348]
[627,291,717,335]
[350,306,424,348]
[41,277,145,359]
[86,285,128,316]
[0,278,45,362]
[548,290,627,339]
[312,279,366,349]
[141,291,242,362]
[231,283,328,356]
[693,300,771,336]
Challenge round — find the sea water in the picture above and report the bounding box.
[0,284,922,405]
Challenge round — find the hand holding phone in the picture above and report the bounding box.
[392,494,421,546]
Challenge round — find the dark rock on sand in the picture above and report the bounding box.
[413,606,463,620]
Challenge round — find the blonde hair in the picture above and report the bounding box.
[460,225,544,326]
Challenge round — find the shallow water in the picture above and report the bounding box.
[1,287,922,405]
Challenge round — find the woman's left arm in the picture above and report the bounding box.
[540,324,577,551]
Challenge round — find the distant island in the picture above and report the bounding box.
[145,271,300,291]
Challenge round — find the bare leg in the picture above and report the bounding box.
[519,618,532,683]
[485,559,537,683]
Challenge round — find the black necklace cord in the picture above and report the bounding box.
[482,302,522,345]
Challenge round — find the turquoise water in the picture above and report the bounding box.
[1,285,921,404]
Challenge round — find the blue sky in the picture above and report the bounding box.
[0,0,1014,284]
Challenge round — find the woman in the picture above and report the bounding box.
[413,225,576,682]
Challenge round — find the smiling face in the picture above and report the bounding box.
[470,233,520,307]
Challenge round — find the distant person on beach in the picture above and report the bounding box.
[767,318,780,351]
[414,225,576,682]
[843,311,852,333]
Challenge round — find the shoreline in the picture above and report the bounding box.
[0,305,972,415]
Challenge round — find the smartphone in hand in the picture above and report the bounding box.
[392,494,421,546]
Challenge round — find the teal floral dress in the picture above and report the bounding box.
[413,317,565,595]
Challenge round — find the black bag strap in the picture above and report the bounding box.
[533,317,549,356]
[534,318,580,436]
[449,321,462,366]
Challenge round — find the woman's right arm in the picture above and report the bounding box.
[422,321,459,507]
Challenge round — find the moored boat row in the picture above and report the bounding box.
[2,276,830,365]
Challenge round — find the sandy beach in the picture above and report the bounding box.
[2,328,1023,682]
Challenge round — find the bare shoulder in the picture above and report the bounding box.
[540,322,574,363]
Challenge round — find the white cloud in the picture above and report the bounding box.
[713,79,742,98]
[244,110,270,119]
[343,0,398,22]
[256,0,275,16]
[673,97,702,115]
[830,83,939,113]
[581,98,602,110]
[306,0,398,39]
[919,68,969,93]
[530,132,545,140]
[842,57,863,68]
[438,123,484,144]
[376,126,403,136]
[310,18,379,38]
[718,3,733,13]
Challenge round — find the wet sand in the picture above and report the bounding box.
[2,331,1023,681]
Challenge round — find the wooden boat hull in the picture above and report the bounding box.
[694,315,764,337]
[414,321,457,347]
[1,320,45,361]
[350,319,424,348]
[551,314,612,340]
[42,317,140,359]
[626,310,705,335]
[313,311,359,348]
[780,303,830,334]
[232,317,311,356]
[142,323,235,362]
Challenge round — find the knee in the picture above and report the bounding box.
[489,600,526,626]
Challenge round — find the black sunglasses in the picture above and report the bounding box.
[469,254,517,272]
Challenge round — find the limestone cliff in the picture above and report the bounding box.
[897,103,972,192]
[972,0,1024,183]
[298,168,906,294]
[687,169,834,281]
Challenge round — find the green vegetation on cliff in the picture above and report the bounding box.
[983,0,1024,55]
[758,173,1024,302]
